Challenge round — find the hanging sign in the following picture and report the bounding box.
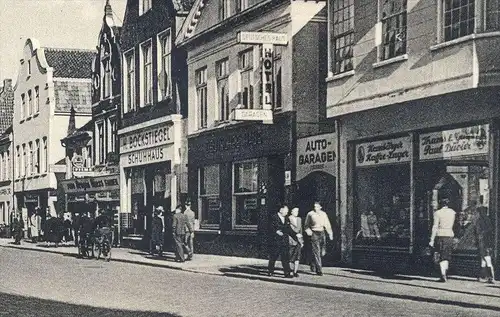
[356,136,411,167]
[419,124,489,160]
[296,133,337,180]
[262,44,273,111]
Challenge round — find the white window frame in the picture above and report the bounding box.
[22,143,27,177]
[238,0,249,12]
[96,121,105,165]
[218,0,231,20]
[139,0,152,16]
[34,86,39,113]
[329,0,355,75]
[102,54,112,99]
[28,141,33,175]
[140,40,153,107]
[35,139,40,174]
[6,149,9,180]
[216,58,230,121]
[157,29,172,102]
[439,0,475,42]
[198,165,221,229]
[378,0,407,61]
[238,49,254,109]
[28,90,33,117]
[108,116,117,154]
[123,49,136,113]
[196,67,208,129]
[232,159,259,230]
[20,93,25,119]
[42,137,47,173]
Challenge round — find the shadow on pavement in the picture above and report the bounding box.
[0,292,181,317]
[219,265,500,303]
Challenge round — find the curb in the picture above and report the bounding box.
[220,272,500,312]
[0,244,221,275]
[3,243,500,312]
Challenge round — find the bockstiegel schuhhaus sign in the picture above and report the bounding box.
[296,133,337,181]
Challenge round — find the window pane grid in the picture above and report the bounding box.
[331,0,355,74]
[443,0,475,41]
[486,0,500,30]
[196,68,208,128]
[381,1,407,61]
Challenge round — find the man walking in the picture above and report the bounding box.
[172,205,193,262]
[268,205,295,278]
[304,201,333,276]
[183,200,196,260]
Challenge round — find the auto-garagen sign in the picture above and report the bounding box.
[296,133,337,181]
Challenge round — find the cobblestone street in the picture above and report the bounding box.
[1,247,499,317]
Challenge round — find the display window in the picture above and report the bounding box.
[199,165,220,228]
[353,136,412,248]
[416,124,491,253]
[233,160,259,229]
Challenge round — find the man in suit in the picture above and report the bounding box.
[268,205,296,278]
[172,205,193,262]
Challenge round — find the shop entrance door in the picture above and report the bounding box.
[296,172,338,263]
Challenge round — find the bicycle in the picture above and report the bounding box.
[93,227,112,262]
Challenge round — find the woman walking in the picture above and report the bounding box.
[429,198,456,282]
[288,207,303,277]
[474,204,495,283]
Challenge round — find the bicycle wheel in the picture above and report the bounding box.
[94,242,101,260]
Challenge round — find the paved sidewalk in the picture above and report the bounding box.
[2,238,500,312]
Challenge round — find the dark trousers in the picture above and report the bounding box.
[268,243,291,275]
[74,230,79,247]
[310,231,326,273]
[174,234,186,261]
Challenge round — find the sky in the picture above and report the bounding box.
[0,0,127,84]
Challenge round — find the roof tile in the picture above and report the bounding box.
[43,48,95,79]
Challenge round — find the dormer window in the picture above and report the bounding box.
[139,0,152,16]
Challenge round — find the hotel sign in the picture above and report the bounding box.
[237,32,288,45]
[356,136,412,167]
[296,133,337,181]
[419,124,489,160]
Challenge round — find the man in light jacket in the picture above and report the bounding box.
[304,201,333,276]
[183,200,196,260]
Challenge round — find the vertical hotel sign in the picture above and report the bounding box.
[356,136,412,167]
[419,124,489,160]
[262,44,273,110]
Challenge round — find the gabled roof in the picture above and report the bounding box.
[43,48,95,79]
[0,79,13,135]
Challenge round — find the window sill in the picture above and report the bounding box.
[372,54,408,69]
[431,31,500,52]
[226,229,258,236]
[325,70,355,83]
[429,32,500,52]
[33,113,39,118]
[196,228,221,234]
[25,116,32,122]
[20,119,25,124]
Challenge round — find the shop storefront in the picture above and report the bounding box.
[60,174,120,217]
[339,89,500,276]
[188,112,294,257]
[0,185,12,225]
[118,116,185,248]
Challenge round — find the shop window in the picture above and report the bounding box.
[199,165,220,227]
[157,30,172,101]
[233,160,259,229]
[196,67,208,129]
[442,0,475,42]
[130,168,146,235]
[354,164,411,247]
[15,145,20,178]
[216,59,230,121]
[487,0,500,30]
[380,0,407,61]
[330,0,354,74]
[238,49,254,109]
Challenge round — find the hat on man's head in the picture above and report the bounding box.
[155,206,164,212]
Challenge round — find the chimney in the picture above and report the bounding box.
[67,106,76,136]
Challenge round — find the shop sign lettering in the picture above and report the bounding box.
[123,146,167,168]
[63,175,120,193]
[262,44,273,110]
[419,125,489,160]
[0,187,11,196]
[120,125,172,154]
[356,136,411,167]
[296,133,337,181]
